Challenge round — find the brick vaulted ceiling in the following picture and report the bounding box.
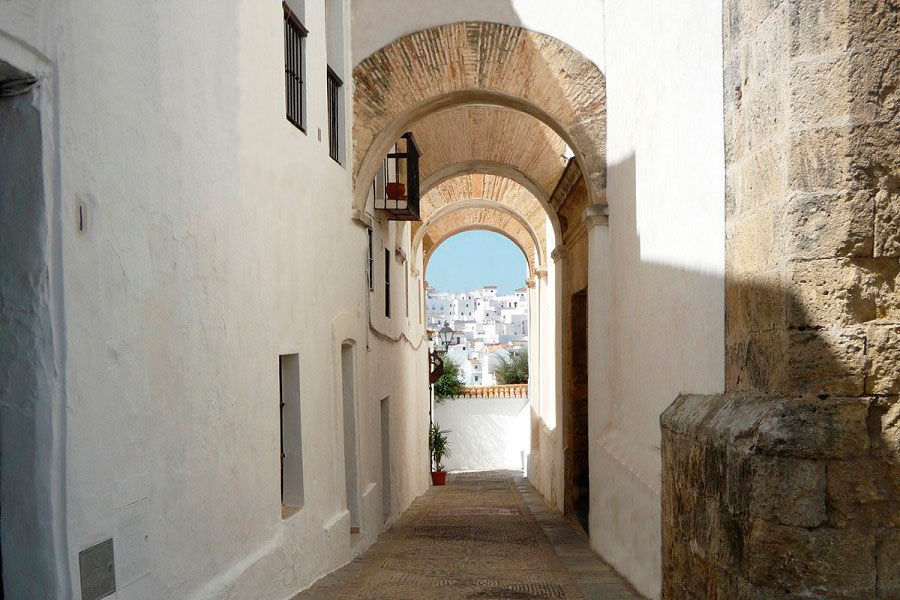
[414,174,550,273]
[408,106,567,265]
[353,22,607,268]
[411,105,568,199]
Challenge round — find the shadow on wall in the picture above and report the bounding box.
[533,153,868,599]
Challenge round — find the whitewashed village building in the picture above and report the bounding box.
[1,1,896,600]
[427,286,528,385]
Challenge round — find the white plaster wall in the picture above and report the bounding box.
[434,397,529,472]
[0,1,430,599]
[527,245,563,511]
[351,0,606,70]
[597,1,726,598]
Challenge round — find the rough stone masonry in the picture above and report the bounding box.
[662,0,899,598]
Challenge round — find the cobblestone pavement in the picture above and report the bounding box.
[291,471,643,599]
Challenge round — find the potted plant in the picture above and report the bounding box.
[429,423,452,485]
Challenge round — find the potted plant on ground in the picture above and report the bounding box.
[429,423,452,486]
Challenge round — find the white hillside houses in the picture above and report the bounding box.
[427,285,528,386]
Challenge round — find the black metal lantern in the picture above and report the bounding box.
[374,132,421,221]
[438,324,454,352]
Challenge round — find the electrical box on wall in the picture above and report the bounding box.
[79,538,116,600]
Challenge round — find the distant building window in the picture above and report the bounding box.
[283,3,307,131]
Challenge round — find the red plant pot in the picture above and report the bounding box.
[431,471,447,486]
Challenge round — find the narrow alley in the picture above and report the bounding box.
[292,471,640,600]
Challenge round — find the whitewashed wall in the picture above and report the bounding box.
[597,1,725,598]
[0,1,430,599]
[351,0,605,69]
[434,396,530,472]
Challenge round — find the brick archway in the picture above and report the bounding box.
[352,21,607,216]
[415,199,545,276]
[422,224,535,284]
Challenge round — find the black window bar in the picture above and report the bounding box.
[283,2,307,131]
[327,66,343,163]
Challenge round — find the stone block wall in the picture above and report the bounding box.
[724,0,898,396]
[662,394,899,598]
[664,0,898,597]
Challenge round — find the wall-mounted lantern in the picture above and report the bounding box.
[373,132,421,221]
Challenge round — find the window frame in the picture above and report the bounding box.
[283,2,308,132]
[326,66,343,163]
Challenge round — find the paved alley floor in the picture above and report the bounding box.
[291,471,642,599]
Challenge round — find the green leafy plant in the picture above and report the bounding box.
[429,423,452,472]
[434,357,465,401]
[493,349,529,384]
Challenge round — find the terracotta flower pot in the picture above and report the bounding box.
[431,471,447,486]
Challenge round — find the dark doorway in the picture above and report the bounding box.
[566,289,590,534]
[1,60,56,598]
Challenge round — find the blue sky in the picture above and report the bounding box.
[425,231,528,294]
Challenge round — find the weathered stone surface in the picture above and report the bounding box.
[870,397,900,461]
[662,393,895,599]
[827,458,900,527]
[876,529,900,598]
[786,258,899,328]
[866,324,900,395]
[748,457,826,527]
[874,189,899,257]
[782,191,874,259]
[790,0,851,56]
[716,0,898,596]
[734,144,787,216]
[784,327,866,396]
[746,521,876,596]
[725,278,785,337]
[790,54,851,128]
[753,396,870,459]
[789,126,851,191]
[726,208,778,273]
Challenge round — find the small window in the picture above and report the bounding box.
[325,0,344,163]
[326,67,343,162]
[283,3,307,131]
[384,248,391,318]
[367,229,374,292]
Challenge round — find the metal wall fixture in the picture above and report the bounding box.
[373,132,421,221]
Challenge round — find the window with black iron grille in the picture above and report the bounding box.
[384,248,391,318]
[327,66,342,162]
[283,3,307,131]
[367,228,374,292]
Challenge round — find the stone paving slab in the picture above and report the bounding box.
[290,471,643,600]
